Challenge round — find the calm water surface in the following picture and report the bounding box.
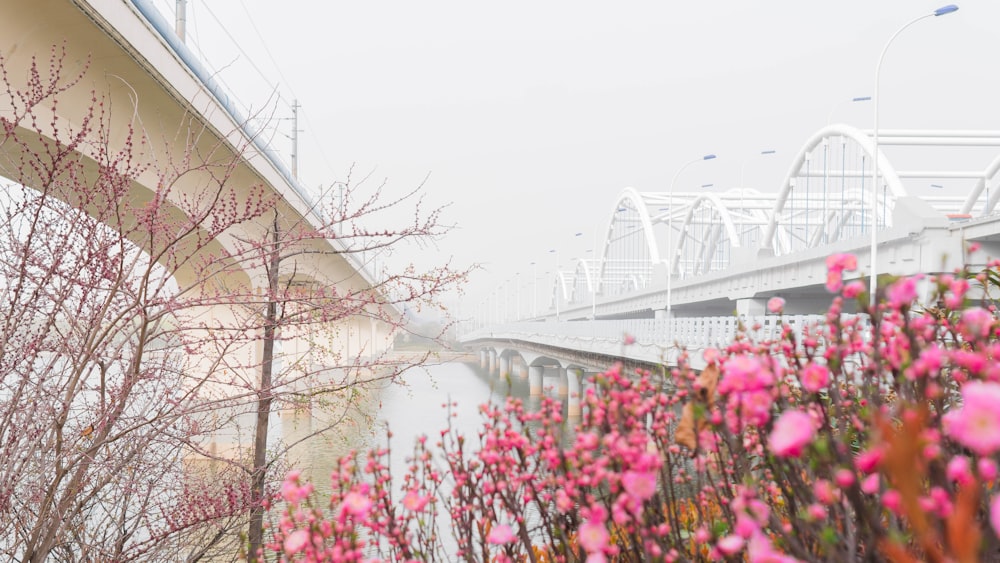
[282,357,580,494]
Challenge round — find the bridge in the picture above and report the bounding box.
[461,125,1000,393]
[1,0,398,351]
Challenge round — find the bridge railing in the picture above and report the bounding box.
[460,314,847,367]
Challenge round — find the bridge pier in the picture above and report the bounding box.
[499,354,510,378]
[566,367,584,417]
[736,298,767,317]
[488,349,497,374]
[479,349,488,370]
[528,365,544,396]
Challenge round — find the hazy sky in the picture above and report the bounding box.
[149,0,999,316]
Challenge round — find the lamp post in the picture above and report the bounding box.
[530,261,538,317]
[870,4,959,302]
[667,154,717,318]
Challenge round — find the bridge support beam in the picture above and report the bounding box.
[566,367,584,417]
[480,349,487,370]
[528,365,544,396]
[488,350,497,375]
[557,367,568,396]
[499,355,510,378]
[736,298,767,317]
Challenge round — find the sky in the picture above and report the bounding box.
[147,0,1000,319]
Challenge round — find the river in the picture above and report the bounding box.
[280,353,582,499]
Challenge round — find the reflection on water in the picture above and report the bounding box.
[282,358,584,496]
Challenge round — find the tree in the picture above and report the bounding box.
[0,45,466,561]
[236,174,467,561]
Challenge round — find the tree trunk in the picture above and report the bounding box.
[247,216,281,561]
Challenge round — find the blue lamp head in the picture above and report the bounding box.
[934,4,958,16]
[703,154,717,160]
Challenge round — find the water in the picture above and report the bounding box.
[281,356,582,497]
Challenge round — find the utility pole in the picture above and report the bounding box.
[175,0,187,43]
[290,99,300,180]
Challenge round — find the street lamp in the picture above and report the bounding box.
[549,249,560,321]
[667,154,717,317]
[870,4,959,302]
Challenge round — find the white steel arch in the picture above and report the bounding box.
[762,124,907,255]
[672,192,742,278]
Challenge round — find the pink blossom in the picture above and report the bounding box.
[944,381,1000,455]
[826,253,857,272]
[577,520,610,553]
[283,529,310,555]
[861,474,880,495]
[717,534,745,556]
[767,297,785,314]
[487,524,515,545]
[486,524,514,545]
[768,410,814,458]
[825,270,843,293]
[340,491,373,518]
[402,490,430,512]
[280,471,313,505]
[720,356,773,394]
[800,363,829,393]
[621,470,657,501]
[886,278,917,308]
[970,242,982,253]
[980,458,999,481]
[991,495,1000,539]
[623,333,636,346]
[834,469,855,488]
[960,307,994,341]
[843,280,865,299]
[946,455,973,485]
[855,448,883,474]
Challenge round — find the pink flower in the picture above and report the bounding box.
[834,469,855,488]
[825,270,843,293]
[826,253,857,272]
[621,470,657,501]
[944,381,1000,455]
[488,524,515,545]
[717,534,745,556]
[886,278,917,308]
[991,495,1000,538]
[767,297,785,314]
[946,455,973,485]
[340,491,373,518]
[768,410,815,458]
[283,529,310,555]
[960,307,994,341]
[800,363,829,393]
[980,458,999,481]
[855,448,883,474]
[623,333,636,346]
[577,520,610,553]
[402,490,430,512]
[720,356,773,394]
[280,471,313,505]
[843,280,865,298]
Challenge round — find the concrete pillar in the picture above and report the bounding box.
[499,355,510,378]
[736,298,766,317]
[479,349,487,370]
[528,365,544,396]
[557,367,568,396]
[566,367,584,417]
[517,360,528,378]
[488,350,497,374]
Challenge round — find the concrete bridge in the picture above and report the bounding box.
[0,0,397,360]
[463,125,1000,378]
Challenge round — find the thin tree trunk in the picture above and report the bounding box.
[248,216,281,561]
